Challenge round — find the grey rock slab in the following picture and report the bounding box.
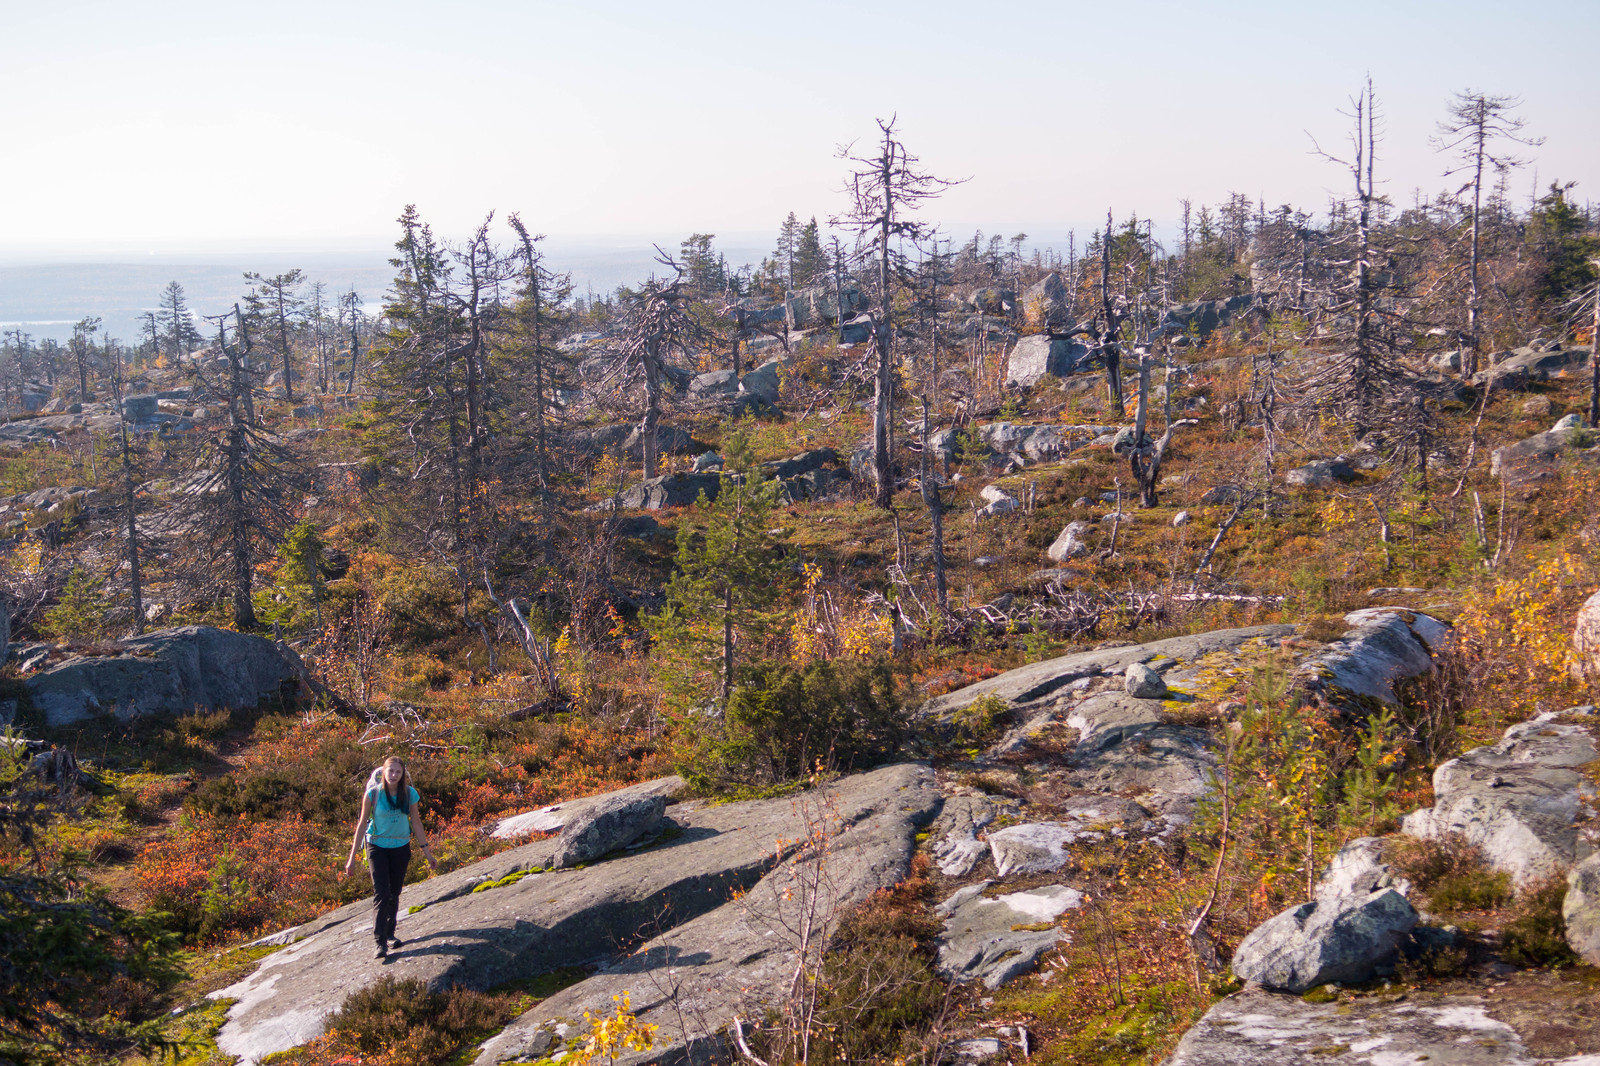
[25,625,307,727]
[598,472,722,510]
[1168,987,1557,1066]
[1403,715,1599,886]
[935,881,1084,989]
[1565,853,1600,965]
[471,763,940,1066]
[919,626,1295,724]
[931,794,999,877]
[1230,887,1419,993]
[988,799,1150,876]
[489,777,685,841]
[552,793,667,867]
[216,764,938,1065]
[1297,610,1441,708]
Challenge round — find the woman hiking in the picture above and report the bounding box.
[344,756,437,959]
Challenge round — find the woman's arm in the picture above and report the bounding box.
[410,801,437,871]
[344,792,374,876]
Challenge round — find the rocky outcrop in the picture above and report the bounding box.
[930,794,999,877]
[24,626,307,727]
[977,484,1020,518]
[1402,713,1599,887]
[1474,343,1591,390]
[1156,293,1260,339]
[597,472,722,510]
[211,764,939,1065]
[935,882,1083,989]
[927,421,1117,472]
[988,799,1150,877]
[471,764,939,1066]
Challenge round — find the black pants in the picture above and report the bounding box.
[368,843,411,946]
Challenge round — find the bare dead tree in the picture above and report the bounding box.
[604,253,705,480]
[1432,91,1541,377]
[1097,209,1126,413]
[835,117,959,509]
[1128,353,1199,507]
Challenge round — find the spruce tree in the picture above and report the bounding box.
[647,427,788,703]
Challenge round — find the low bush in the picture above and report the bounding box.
[270,976,515,1065]
[1500,877,1579,968]
[683,658,903,790]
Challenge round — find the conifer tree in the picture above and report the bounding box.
[647,427,788,702]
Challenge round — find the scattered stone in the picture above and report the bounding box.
[691,450,721,472]
[1474,343,1591,390]
[977,484,1020,518]
[936,882,1084,989]
[1402,713,1599,886]
[121,394,159,421]
[1553,412,1585,431]
[1172,510,1191,527]
[1366,586,1427,597]
[1124,662,1168,699]
[1284,459,1356,488]
[975,555,1001,567]
[1046,521,1092,561]
[1200,484,1243,505]
[951,1037,1004,1059]
[1520,395,1555,418]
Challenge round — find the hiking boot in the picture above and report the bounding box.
[388,937,404,949]
[374,943,387,960]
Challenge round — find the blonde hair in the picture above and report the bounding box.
[369,756,413,815]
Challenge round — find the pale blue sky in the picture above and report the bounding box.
[1,0,1596,255]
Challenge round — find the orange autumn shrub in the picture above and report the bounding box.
[135,811,338,940]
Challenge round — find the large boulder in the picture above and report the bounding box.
[551,792,666,868]
[1492,421,1598,486]
[1006,335,1090,387]
[599,472,722,510]
[213,764,939,1065]
[1156,293,1259,339]
[489,777,685,841]
[738,359,786,404]
[1284,459,1356,488]
[935,882,1083,989]
[762,448,847,502]
[24,626,306,727]
[784,284,861,330]
[1402,713,1599,887]
[1575,589,1600,682]
[686,369,740,400]
[1020,273,1070,328]
[121,394,159,421]
[1295,608,1444,709]
[1230,887,1418,993]
[977,484,1019,518]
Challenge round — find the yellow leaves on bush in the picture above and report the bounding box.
[568,992,657,1066]
[1455,553,1585,691]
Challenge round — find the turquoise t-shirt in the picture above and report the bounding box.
[366,785,420,849]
